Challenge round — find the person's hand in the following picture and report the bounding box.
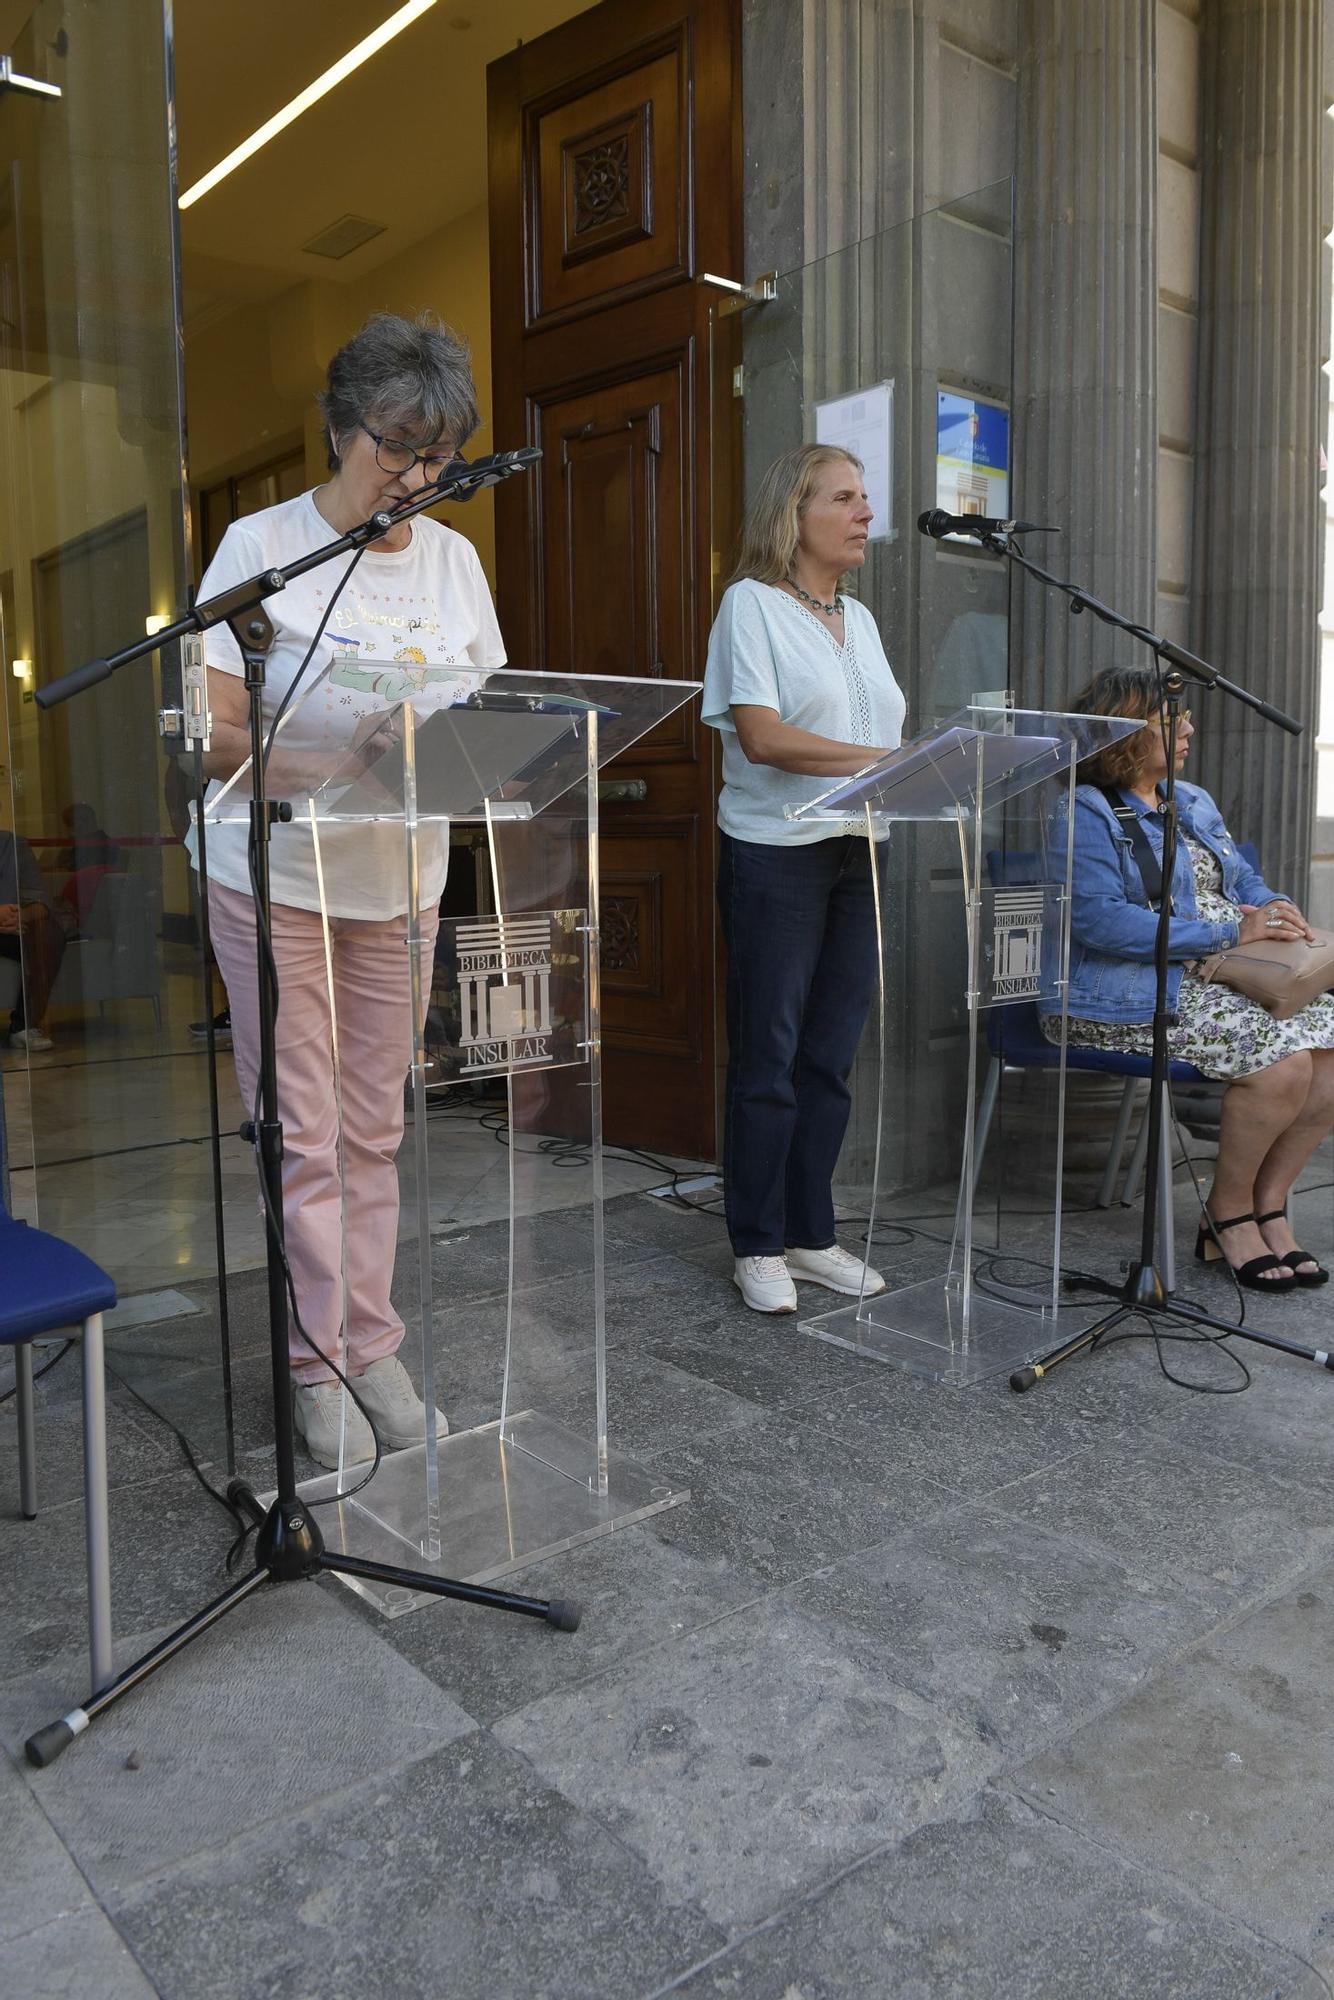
[0,903,20,934]
[1238,903,1314,945]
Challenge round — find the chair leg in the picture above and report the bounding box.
[1098,1080,1139,1209]
[79,1314,114,1693]
[15,1344,37,1520]
[1157,1085,1176,1295]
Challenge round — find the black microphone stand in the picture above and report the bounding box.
[939,527,1334,1395]
[24,450,580,1770]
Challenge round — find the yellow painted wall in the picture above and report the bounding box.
[184,200,498,588]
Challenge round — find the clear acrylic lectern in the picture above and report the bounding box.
[208,658,700,1612]
[790,703,1144,1386]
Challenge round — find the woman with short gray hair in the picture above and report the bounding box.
[187,310,505,1468]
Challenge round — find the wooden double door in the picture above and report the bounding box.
[488,0,738,1162]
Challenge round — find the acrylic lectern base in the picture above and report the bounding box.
[272,1410,689,1619]
[800,1276,1057,1388]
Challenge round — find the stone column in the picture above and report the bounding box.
[1189,0,1327,894]
[1010,0,1159,710]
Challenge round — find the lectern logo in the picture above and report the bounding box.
[991,888,1044,1000]
[456,914,555,1072]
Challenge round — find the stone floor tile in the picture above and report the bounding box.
[785,1505,1223,1759]
[664,1790,1326,2000]
[0,1468,244,1684]
[496,1594,995,1930]
[112,1730,724,2000]
[1005,1568,1334,1974]
[382,1521,760,1726]
[0,1386,185,1512]
[0,1747,94,1942]
[645,1409,957,1588]
[3,1584,476,1894]
[3,1906,159,2000]
[643,1316,892,1413]
[982,1436,1334,1609]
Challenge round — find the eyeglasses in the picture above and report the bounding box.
[360,424,460,481]
[1155,708,1192,726]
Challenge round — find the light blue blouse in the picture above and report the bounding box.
[700,579,907,845]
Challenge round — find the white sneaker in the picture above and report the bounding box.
[786,1243,885,1296]
[351,1356,449,1450]
[732,1255,798,1314]
[292,1380,376,1470]
[9,1027,53,1052]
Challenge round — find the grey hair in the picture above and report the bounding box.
[317,310,481,470]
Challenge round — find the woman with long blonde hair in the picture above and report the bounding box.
[701,443,906,1312]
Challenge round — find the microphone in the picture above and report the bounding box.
[426,446,543,501]
[917,509,1055,541]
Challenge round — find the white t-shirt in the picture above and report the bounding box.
[700,579,907,844]
[188,491,506,918]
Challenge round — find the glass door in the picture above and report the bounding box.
[0,2,233,1469]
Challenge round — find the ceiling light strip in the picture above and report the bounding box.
[178,0,436,211]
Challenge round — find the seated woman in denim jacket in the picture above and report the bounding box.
[1040,666,1334,1292]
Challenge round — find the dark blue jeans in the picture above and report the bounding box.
[718,832,885,1257]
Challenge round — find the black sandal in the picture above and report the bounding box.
[1255,1207,1330,1287]
[1194,1210,1297,1292]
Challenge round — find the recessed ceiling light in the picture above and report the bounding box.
[179,0,437,210]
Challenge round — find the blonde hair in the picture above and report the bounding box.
[729,443,865,587]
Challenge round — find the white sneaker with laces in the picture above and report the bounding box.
[786,1243,885,1295]
[9,1027,53,1052]
[732,1255,798,1314]
[351,1355,449,1450]
[292,1380,375,1470]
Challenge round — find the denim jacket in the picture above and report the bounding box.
[1041,780,1281,1024]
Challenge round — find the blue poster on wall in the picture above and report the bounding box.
[935,391,1010,532]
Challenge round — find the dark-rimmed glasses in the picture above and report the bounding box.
[360,424,460,481]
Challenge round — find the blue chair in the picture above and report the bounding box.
[972,999,1208,1293]
[1,1087,118,1692]
[970,840,1256,1294]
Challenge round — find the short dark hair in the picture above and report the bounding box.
[1070,665,1166,788]
[317,311,481,471]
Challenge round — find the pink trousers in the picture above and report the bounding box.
[209,882,437,1385]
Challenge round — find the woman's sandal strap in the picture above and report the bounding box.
[1255,1207,1288,1226]
[1203,1211,1255,1235]
[1237,1255,1293,1283]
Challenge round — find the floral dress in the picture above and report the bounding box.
[1044,838,1334,1079]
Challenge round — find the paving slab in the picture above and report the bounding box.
[382,1517,760,1726]
[1,1584,475,1893]
[0,1385,185,1511]
[0,1746,94,1943]
[783,1503,1223,1759]
[645,1407,957,1588]
[787,1361,1124,1499]
[496,1593,995,1931]
[3,1906,160,2000]
[111,1729,724,2000]
[982,1435,1334,1611]
[662,1789,1327,2000]
[1006,1566,1334,1976]
[0,1467,243,1684]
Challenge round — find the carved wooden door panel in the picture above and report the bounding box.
[488,0,737,1160]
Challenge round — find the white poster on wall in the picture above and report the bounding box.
[813,381,894,541]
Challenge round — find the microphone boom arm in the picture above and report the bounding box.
[978,530,1303,738]
[36,448,542,711]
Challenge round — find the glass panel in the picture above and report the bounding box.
[790,710,1142,1384]
[232,663,695,1611]
[710,182,1016,1218]
[0,5,231,1459]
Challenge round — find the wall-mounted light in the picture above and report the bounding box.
[11,658,32,679]
[145,615,169,636]
[178,0,435,210]
[0,55,61,100]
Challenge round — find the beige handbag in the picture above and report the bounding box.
[1197,931,1334,1020]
